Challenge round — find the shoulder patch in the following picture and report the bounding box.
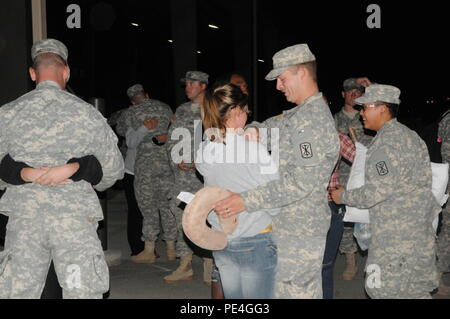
[375,161,389,176]
[300,142,313,158]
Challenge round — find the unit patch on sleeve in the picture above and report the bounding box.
[376,161,389,176]
[300,143,313,159]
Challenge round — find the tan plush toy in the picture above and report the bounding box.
[182,186,238,250]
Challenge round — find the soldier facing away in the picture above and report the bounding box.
[0,38,124,298]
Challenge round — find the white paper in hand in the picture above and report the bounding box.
[431,162,449,206]
[177,192,196,204]
[431,162,449,232]
[343,142,370,223]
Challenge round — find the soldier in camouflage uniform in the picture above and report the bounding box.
[332,84,441,298]
[164,71,210,284]
[108,108,128,159]
[334,78,375,280]
[213,44,340,298]
[0,39,124,298]
[437,109,450,295]
[116,85,176,263]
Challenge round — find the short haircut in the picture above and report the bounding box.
[32,52,67,70]
[384,102,399,118]
[289,61,317,82]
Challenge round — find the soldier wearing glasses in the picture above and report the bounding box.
[332,84,441,298]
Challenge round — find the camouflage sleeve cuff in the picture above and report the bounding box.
[340,190,348,205]
[0,154,31,185]
[240,189,263,213]
[137,125,148,134]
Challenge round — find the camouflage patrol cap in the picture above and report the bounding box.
[127,84,145,99]
[343,78,365,92]
[265,44,316,81]
[31,38,68,63]
[355,84,401,105]
[181,71,209,84]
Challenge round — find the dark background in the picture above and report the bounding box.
[3,0,450,127]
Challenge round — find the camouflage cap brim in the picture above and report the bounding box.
[265,66,289,81]
[31,39,68,63]
[354,95,376,105]
[355,93,401,105]
[180,77,208,84]
[355,84,401,105]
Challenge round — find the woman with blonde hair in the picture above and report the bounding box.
[195,83,279,299]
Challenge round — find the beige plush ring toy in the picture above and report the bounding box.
[182,186,238,250]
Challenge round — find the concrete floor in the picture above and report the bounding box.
[105,189,450,299]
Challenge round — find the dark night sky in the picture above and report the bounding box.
[46,0,449,130]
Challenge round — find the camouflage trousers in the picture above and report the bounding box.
[437,203,450,273]
[339,224,358,254]
[169,192,192,257]
[169,170,203,257]
[275,235,326,299]
[0,214,108,299]
[364,255,437,299]
[134,171,177,242]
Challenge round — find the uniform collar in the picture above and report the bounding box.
[371,119,398,147]
[298,92,323,108]
[36,81,62,90]
[342,108,359,119]
[294,92,325,114]
[378,118,397,134]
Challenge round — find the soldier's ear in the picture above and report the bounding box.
[297,65,307,80]
[63,66,71,83]
[379,104,389,117]
[29,67,37,82]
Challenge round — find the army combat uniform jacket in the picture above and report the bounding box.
[167,101,203,191]
[0,81,124,298]
[0,81,124,220]
[166,102,203,257]
[116,98,176,242]
[242,93,340,298]
[341,119,441,298]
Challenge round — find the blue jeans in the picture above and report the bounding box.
[213,232,277,299]
[322,202,345,299]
